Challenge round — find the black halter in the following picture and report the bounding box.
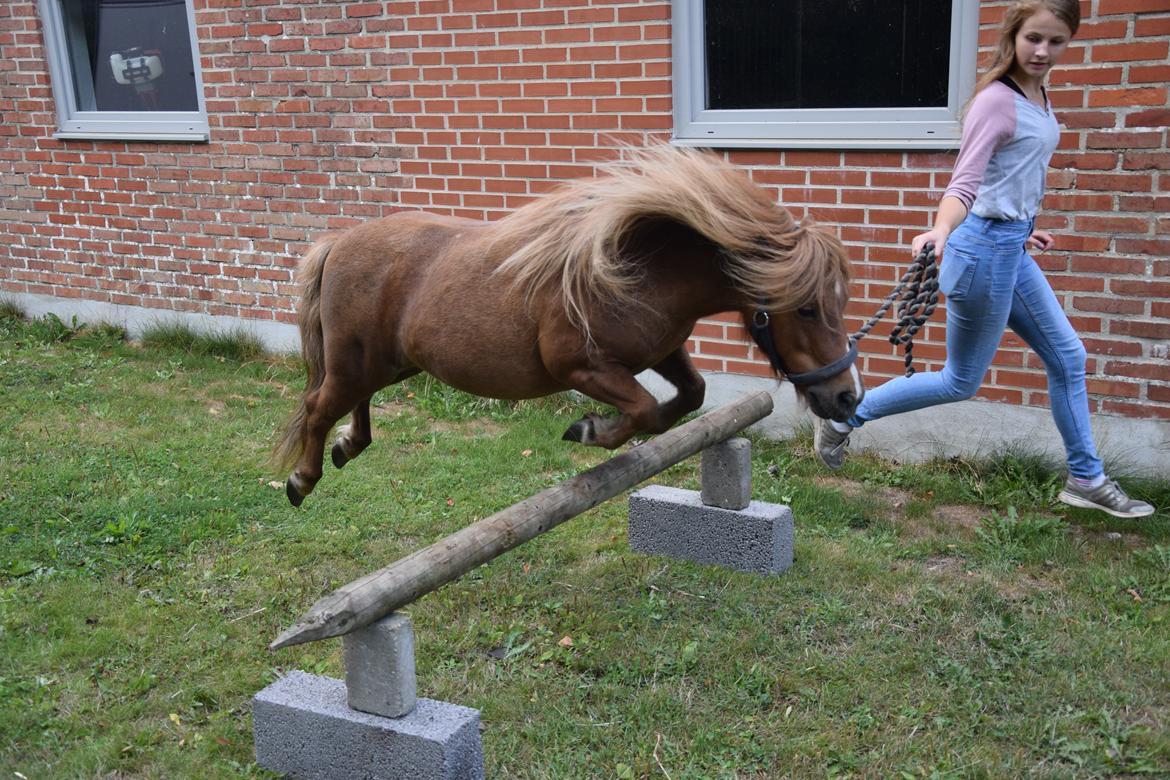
[747,307,858,386]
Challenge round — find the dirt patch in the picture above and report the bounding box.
[921,555,967,575]
[1068,524,1148,550]
[813,475,987,540]
[372,401,509,439]
[813,475,913,509]
[890,555,973,582]
[371,400,410,418]
[932,504,985,532]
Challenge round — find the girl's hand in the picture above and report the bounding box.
[911,228,949,262]
[1027,230,1054,253]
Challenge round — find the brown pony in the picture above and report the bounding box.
[274,146,862,506]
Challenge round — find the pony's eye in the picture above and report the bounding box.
[797,307,817,319]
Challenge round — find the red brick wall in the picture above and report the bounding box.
[2,0,1168,419]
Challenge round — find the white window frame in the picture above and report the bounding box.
[37,0,209,142]
[672,0,980,150]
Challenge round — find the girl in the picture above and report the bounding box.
[815,0,1154,518]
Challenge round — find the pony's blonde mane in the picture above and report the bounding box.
[490,145,850,341]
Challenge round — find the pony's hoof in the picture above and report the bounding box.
[331,442,349,469]
[286,479,305,508]
[563,418,594,444]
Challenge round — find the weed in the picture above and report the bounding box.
[969,506,1068,567]
[976,506,1064,546]
[967,453,1064,509]
[1040,706,1163,775]
[1121,544,1170,604]
[140,321,266,362]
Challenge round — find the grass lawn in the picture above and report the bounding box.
[1,306,1168,779]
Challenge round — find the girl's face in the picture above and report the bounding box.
[1013,8,1073,82]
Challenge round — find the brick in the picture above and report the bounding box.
[1105,361,1169,381]
[1113,320,1170,340]
[1090,41,1169,62]
[1098,0,1170,13]
[1116,238,1170,256]
[1131,64,1170,83]
[1086,378,1142,398]
[1102,400,1170,420]
[1076,172,1155,192]
[1059,110,1119,129]
[1124,151,1170,170]
[1125,109,1170,127]
[1053,66,1123,86]
[1110,280,1170,298]
[1082,338,1144,358]
[1086,130,1162,149]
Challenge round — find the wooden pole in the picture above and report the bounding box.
[270,391,774,650]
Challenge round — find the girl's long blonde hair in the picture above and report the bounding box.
[971,0,1080,98]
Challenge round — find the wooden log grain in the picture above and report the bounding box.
[270,391,774,650]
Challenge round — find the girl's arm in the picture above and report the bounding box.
[911,84,1016,260]
[911,196,968,259]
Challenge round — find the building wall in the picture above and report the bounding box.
[2,0,1168,424]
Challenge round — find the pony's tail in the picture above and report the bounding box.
[272,237,334,471]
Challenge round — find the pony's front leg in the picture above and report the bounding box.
[556,362,670,449]
[647,347,706,430]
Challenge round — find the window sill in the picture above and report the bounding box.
[54,130,209,143]
[671,135,961,151]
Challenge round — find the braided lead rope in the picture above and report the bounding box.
[850,246,940,377]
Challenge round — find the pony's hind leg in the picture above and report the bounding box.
[287,376,366,507]
[331,397,372,469]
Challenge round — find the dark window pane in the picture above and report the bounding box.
[61,0,199,113]
[705,0,952,110]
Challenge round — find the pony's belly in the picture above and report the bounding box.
[425,362,566,401]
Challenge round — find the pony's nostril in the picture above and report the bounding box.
[838,390,858,410]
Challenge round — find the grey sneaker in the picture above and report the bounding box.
[1058,477,1154,518]
[813,417,851,470]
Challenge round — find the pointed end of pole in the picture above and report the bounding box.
[268,609,337,650]
[268,624,310,651]
[269,600,360,651]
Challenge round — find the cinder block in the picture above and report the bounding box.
[700,437,752,509]
[344,611,417,718]
[254,671,484,780]
[628,484,792,575]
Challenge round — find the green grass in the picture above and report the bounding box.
[1,308,1168,779]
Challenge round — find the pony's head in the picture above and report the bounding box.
[733,220,862,423]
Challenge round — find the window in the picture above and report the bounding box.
[38,0,209,141]
[672,0,980,149]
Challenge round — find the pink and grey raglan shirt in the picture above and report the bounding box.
[943,79,1061,222]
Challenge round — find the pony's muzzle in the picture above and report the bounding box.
[804,370,863,423]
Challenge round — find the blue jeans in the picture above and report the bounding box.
[847,214,1104,479]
